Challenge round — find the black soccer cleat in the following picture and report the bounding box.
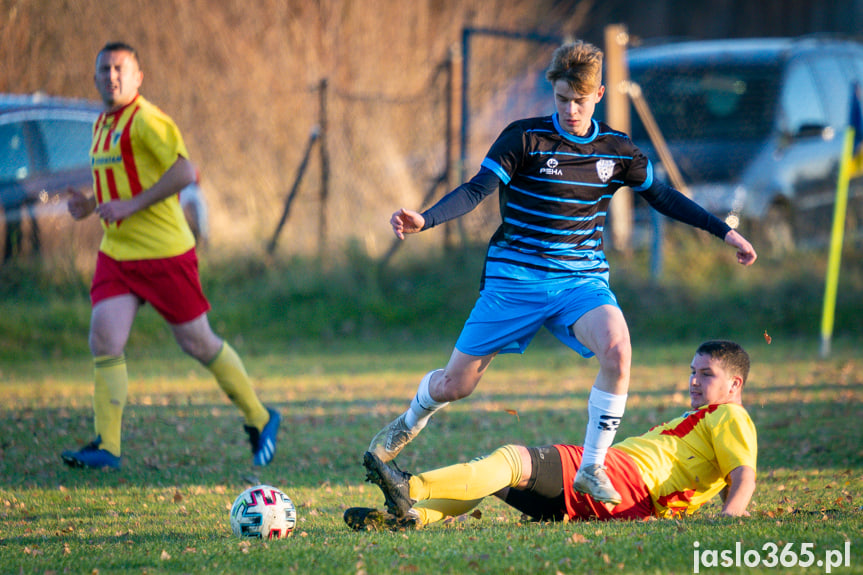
[362,451,416,518]
[343,507,421,531]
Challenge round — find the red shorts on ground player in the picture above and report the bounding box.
[91,249,211,324]
[556,445,655,520]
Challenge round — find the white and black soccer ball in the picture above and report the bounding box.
[230,485,297,540]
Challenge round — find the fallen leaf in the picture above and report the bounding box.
[763,330,772,344]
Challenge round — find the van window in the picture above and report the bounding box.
[837,53,862,84]
[807,56,850,129]
[837,53,863,110]
[629,62,782,143]
[780,60,827,135]
[0,121,30,183]
[36,119,94,173]
[850,55,863,84]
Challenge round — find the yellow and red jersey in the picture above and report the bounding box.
[90,94,195,260]
[615,403,757,518]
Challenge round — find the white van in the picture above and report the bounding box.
[624,37,863,252]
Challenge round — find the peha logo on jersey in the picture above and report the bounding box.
[596,159,615,183]
[540,157,563,176]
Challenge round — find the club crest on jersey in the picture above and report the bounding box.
[596,159,615,182]
[540,157,563,176]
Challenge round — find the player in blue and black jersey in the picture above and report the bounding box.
[367,40,757,506]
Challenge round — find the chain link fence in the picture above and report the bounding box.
[267,31,570,263]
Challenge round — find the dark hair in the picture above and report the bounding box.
[98,42,140,67]
[696,340,750,385]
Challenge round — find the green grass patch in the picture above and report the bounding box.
[1,238,862,572]
[3,229,862,362]
[1,341,861,574]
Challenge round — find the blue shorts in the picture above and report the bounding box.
[454,277,619,358]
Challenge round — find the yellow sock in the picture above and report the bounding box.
[93,355,127,457]
[207,342,269,429]
[409,445,523,501]
[413,498,483,526]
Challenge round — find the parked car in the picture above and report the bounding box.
[0,92,208,262]
[0,93,100,262]
[619,37,863,253]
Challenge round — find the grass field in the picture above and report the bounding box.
[1,337,861,574]
[1,241,862,573]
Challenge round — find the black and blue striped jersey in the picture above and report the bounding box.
[421,114,731,292]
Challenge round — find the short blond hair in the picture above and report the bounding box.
[545,41,603,94]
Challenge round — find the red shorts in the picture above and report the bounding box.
[91,249,211,324]
[556,445,655,520]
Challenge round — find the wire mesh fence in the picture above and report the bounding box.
[268,32,570,263]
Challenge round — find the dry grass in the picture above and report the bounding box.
[1,0,593,262]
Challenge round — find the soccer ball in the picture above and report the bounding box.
[230,485,297,540]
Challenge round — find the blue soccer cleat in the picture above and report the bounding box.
[245,407,281,466]
[61,436,121,470]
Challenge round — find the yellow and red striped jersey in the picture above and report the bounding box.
[615,403,757,517]
[90,94,195,260]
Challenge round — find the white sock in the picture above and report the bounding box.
[581,386,627,468]
[404,369,449,430]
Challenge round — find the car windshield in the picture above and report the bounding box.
[628,61,783,143]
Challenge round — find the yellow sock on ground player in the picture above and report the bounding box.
[206,342,269,430]
[409,444,523,501]
[413,498,483,526]
[93,355,128,457]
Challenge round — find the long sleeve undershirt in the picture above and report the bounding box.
[420,167,731,240]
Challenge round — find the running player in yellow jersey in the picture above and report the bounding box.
[61,42,279,470]
[347,340,756,530]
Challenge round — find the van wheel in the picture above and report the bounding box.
[761,202,795,255]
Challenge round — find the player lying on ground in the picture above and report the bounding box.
[348,340,756,530]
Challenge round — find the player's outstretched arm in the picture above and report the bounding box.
[390,208,426,240]
[720,465,756,517]
[723,230,757,266]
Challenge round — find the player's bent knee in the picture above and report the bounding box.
[597,340,631,373]
[435,372,480,401]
